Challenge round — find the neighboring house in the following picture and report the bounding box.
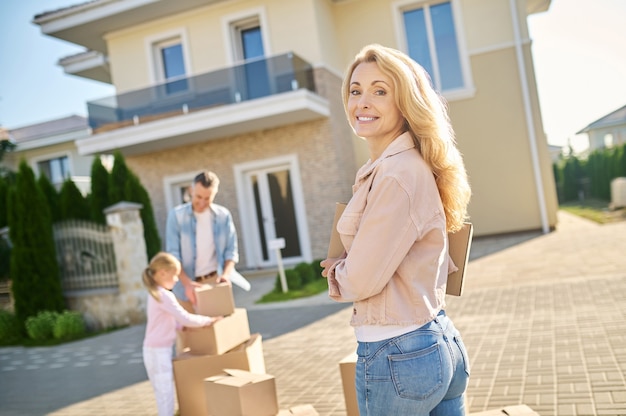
[32,0,558,270]
[4,115,94,195]
[548,144,563,163]
[577,104,626,152]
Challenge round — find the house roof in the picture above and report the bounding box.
[577,104,626,134]
[9,115,88,144]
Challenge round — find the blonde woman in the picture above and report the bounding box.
[321,44,471,415]
[142,252,220,416]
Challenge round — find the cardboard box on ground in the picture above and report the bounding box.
[204,369,279,416]
[174,333,266,416]
[338,352,359,416]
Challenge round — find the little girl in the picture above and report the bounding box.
[142,251,220,416]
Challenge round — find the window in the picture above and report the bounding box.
[38,156,70,185]
[227,13,270,100]
[153,37,188,94]
[222,8,270,64]
[398,1,468,93]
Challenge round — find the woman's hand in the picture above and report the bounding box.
[320,252,346,278]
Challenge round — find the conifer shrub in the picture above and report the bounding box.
[8,161,65,323]
[90,156,110,225]
[108,152,161,258]
[0,177,9,228]
[38,174,61,222]
[125,173,161,259]
[59,178,91,221]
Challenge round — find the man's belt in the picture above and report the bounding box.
[195,271,217,282]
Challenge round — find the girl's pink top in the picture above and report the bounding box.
[143,286,213,348]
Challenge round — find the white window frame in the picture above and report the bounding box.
[392,0,475,101]
[31,151,73,186]
[145,28,192,86]
[221,7,271,65]
[233,154,311,269]
[163,170,197,212]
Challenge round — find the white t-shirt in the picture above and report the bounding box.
[194,209,218,276]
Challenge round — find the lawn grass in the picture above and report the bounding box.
[256,277,328,304]
[560,198,626,224]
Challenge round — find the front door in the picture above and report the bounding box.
[236,157,310,268]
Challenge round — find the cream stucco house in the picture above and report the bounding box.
[33,0,558,270]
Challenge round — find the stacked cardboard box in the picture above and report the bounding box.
[173,280,262,416]
[174,279,318,416]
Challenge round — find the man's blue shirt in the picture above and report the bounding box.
[165,202,238,301]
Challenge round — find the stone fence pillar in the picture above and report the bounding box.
[68,202,149,330]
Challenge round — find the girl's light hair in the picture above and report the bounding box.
[342,44,471,232]
[141,252,180,302]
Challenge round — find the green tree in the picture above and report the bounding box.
[0,177,9,228]
[8,161,64,323]
[38,175,61,222]
[59,178,91,221]
[561,156,584,202]
[109,151,161,258]
[90,156,110,224]
[125,173,161,258]
[0,139,16,180]
[108,151,129,204]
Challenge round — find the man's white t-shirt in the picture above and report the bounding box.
[194,209,218,276]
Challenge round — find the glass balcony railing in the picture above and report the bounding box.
[87,52,316,131]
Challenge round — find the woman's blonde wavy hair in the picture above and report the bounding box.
[342,44,471,232]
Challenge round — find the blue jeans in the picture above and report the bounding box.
[355,311,470,416]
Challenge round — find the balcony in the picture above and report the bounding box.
[78,53,329,156]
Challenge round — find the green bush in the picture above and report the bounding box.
[0,310,22,344]
[295,262,316,285]
[25,310,59,341]
[311,259,324,280]
[274,269,302,292]
[53,311,85,339]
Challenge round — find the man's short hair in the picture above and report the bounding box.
[193,171,220,188]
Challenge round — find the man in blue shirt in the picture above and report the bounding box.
[165,171,239,311]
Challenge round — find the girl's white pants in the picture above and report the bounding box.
[143,346,175,416]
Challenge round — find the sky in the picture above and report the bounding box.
[1,0,625,153]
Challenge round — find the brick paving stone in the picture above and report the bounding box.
[3,211,626,415]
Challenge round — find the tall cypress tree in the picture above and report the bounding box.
[8,161,64,322]
[90,156,110,225]
[109,151,162,258]
[0,177,8,228]
[59,178,91,221]
[125,172,161,258]
[38,174,61,223]
[108,151,128,204]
